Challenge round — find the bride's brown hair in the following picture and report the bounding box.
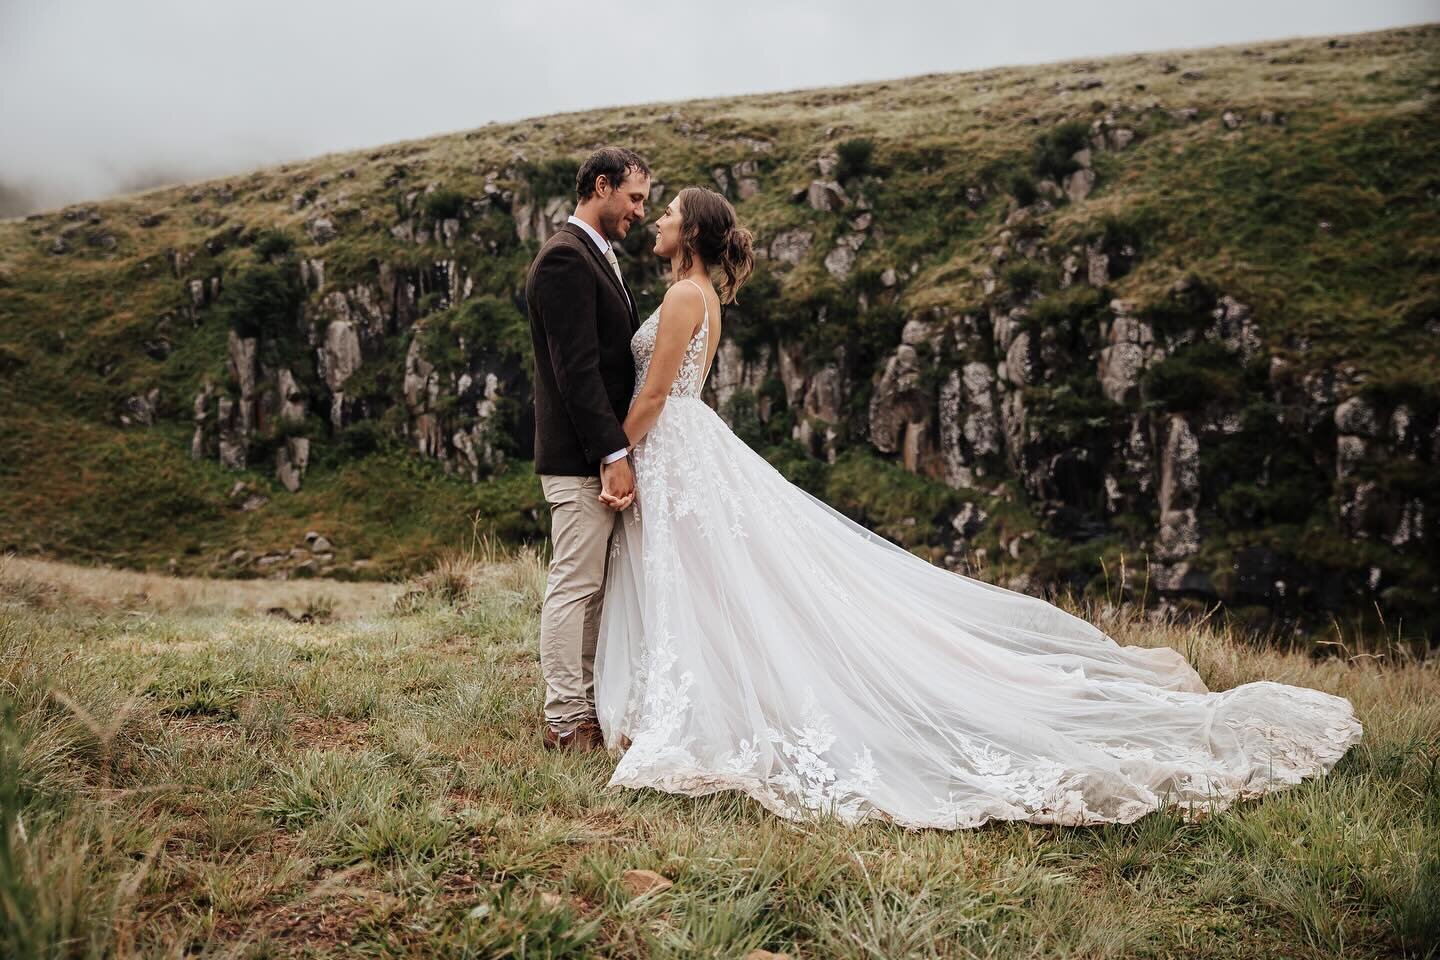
[675,186,754,304]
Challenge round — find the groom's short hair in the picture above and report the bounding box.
[576,147,650,202]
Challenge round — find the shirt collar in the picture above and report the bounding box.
[566,215,610,255]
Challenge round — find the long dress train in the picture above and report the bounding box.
[595,282,1361,829]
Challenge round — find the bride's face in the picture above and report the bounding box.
[652,197,683,259]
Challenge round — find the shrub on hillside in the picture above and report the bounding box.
[252,229,294,261]
[825,450,965,549]
[723,265,786,353]
[338,420,384,458]
[1001,261,1048,297]
[518,157,580,199]
[836,138,875,181]
[1024,378,1123,446]
[1031,120,1091,182]
[222,262,305,340]
[422,189,466,221]
[1142,341,1245,412]
[1030,284,1106,331]
[1140,276,1222,337]
[1208,400,1328,527]
[420,296,529,372]
[1008,171,1038,207]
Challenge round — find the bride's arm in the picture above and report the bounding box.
[622,283,705,447]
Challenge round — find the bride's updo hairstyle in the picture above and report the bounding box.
[676,186,754,304]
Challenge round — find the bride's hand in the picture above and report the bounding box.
[600,489,635,511]
[601,492,636,515]
[599,457,636,511]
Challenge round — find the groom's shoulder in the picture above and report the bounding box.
[531,227,589,272]
[542,223,587,256]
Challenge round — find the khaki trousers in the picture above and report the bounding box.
[539,474,617,733]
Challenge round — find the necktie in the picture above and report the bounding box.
[603,245,630,304]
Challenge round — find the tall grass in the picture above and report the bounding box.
[0,554,1435,957]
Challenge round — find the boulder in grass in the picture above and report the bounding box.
[621,869,672,898]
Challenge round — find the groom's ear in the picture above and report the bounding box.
[592,174,612,198]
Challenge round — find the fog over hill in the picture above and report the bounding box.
[1,0,1433,216]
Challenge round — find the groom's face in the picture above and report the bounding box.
[597,170,651,242]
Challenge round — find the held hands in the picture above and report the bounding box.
[599,452,635,511]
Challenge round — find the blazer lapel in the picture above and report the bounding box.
[621,275,640,331]
[561,223,632,318]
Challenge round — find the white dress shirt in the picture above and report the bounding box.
[566,215,630,466]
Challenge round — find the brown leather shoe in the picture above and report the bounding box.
[542,720,604,753]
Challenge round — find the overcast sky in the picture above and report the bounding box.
[1,0,1433,215]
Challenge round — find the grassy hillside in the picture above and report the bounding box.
[2,553,1436,958]
[1,24,1437,640]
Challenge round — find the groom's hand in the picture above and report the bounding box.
[599,455,635,511]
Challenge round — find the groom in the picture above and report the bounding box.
[525,146,651,752]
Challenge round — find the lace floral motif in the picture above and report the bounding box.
[611,609,699,777]
[755,691,881,821]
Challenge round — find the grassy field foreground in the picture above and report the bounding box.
[1,551,1436,959]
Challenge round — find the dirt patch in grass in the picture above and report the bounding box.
[290,715,371,750]
[217,870,402,955]
[161,713,241,745]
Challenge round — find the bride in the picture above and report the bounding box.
[593,186,1361,829]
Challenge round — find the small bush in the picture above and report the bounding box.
[1024,379,1123,445]
[1031,285,1106,330]
[723,390,766,448]
[1001,261,1048,297]
[518,157,580,199]
[1090,214,1149,258]
[394,550,485,613]
[337,420,384,458]
[824,450,962,549]
[422,189,466,221]
[836,138,875,181]
[1009,171,1038,207]
[221,262,305,340]
[1032,120,1092,182]
[252,229,294,260]
[421,295,529,371]
[1140,276,1222,337]
[1141,341,1244,412]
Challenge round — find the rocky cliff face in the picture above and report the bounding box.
[4,25,1437,637]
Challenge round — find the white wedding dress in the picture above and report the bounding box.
[594,281,1362,829]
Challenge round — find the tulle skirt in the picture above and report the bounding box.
[595,397,1362,828]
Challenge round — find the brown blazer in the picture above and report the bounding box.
[525,222,640,476]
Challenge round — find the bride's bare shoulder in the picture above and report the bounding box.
[661,280,706,305]
[659,281,706,330]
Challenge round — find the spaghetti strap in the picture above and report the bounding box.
[682,277,709,331]
[682,277,710,378]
